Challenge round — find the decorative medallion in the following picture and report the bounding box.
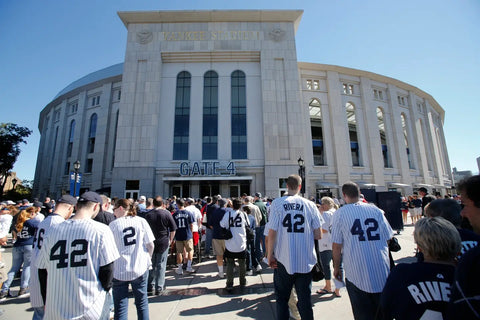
[268,28,285,42]
[136,30,153,44]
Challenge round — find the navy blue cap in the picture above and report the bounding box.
[57,195,78,206]
[78,191,102,205]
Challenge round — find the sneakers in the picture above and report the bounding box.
[255,264,263,272]
[175,267,183,275]
[185,267,195,273]
[0,291,11,301]
[147,286,154,296]
[217,272,224,278]
[17,287,29,297]
[246,270,253,276]
[225,284,233,292]
[262,257,269,265]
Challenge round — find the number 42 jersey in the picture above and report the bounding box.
[37,219,120,320]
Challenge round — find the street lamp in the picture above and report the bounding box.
[297,157,306,197]
[11,178,17,190]
[73,160,81,197]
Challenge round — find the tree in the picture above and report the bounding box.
[0,123,32,195]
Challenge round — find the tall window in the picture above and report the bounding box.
[202,71,218,159]
[50,127,59,176]
[231,70,247,159]
[346,102,360,166]
[173,71,191,160]
[401,113,413,169]
[67,120,75,157]
[309,99,325,166]
[112,110,119,169]
[377,108,390,167]
[88,114,97,153]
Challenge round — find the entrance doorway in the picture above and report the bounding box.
[199,182,220,198]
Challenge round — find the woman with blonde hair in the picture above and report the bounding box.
[110,198,155,320]
[0,206,40,299]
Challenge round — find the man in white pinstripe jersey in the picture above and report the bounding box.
[331,182,394,320]
[267,174,323,320]
[37,191,120,320]
[30,194,77,320]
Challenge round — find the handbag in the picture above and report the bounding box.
[388,237,401,252]
[242,212,255,242]
[311,262,325,281]
[221,212,233,240]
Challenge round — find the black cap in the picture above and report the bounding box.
[255,192,262,198]
[33,201,45,208]
[418,187,428,193]
[57,195,78,206]
[78,191,102,205]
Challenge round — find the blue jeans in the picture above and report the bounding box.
[113,271,149,320]
[254,225,265,261]
[274,262,313,320]
[319,250,332,280]
[345,278,381,320]
[246,239,258,270]
[32,307,44,320]
[148,248,169,292]
[204,228,213,256]
[1,245,32,292]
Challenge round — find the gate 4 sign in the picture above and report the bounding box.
[179,161,236,176]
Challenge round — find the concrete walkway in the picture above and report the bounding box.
[0,224,417,319]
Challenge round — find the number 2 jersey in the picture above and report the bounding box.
[268,194,323,274]
[37,219,120,320]
[109,216,155,281]
[331,201,393,293]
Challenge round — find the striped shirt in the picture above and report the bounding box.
[109,216,155,281]
[37,219,120,320]
[29,214,65,308]
[269,195,323,274]
[331,201,394,293]
[220,209,247,253]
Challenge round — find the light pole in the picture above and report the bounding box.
[297,157,305,197]
[73,160,81,197]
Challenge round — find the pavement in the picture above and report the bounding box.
[0,224,418,320]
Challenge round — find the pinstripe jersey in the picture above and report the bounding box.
[109,216,155,281]
[269,195,323,274]
[331,201,394,293]
[29,214,65,308]
[37,218,120,320]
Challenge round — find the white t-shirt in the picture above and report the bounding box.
[185,205,202,232]
[109,216,155,281]
[269,195,323,274]
[318,210,334,252]
[38,219,120,320]
[220,209,247,253]
[331,201,394,293]
[0,213,13,238]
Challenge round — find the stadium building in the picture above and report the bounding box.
[33,10,453,200]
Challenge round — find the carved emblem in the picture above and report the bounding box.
[136,30,153,44]
[268,28,285,42]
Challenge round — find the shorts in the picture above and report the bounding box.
[413,207,422,217]
[193,232,199,246]
[176,239,194,254]
[212,239,225,256]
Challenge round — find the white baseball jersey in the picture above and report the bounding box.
[269,195,323,274]
[185,205,202,232]
[29,214,66,308]
[109,216,155,281]
[331,201,394,293]
[37,219,120,320]
[220,209,247,253]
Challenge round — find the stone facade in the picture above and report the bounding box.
[33,10,452,200]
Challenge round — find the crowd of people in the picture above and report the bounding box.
[0,174,479,319]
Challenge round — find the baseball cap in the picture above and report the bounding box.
[78,191,102,205]
[139,195,146,201]
[57,195,78,206]
[186,197,195,204]
[33,201,45,208]
[418,187,428,193]
[255,192,262,198]
[22,199,29,204]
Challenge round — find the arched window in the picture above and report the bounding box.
[346,102,360,166]
[173,71,191,160]
[309,99,325,166]
[231,70,247,159]
[88,113,97,154]
[203,71,218,159]
[67,120,75,157]
[401,113,413,169]
[377,108,389,167]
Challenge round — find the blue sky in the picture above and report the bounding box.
[1,0,479,181]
